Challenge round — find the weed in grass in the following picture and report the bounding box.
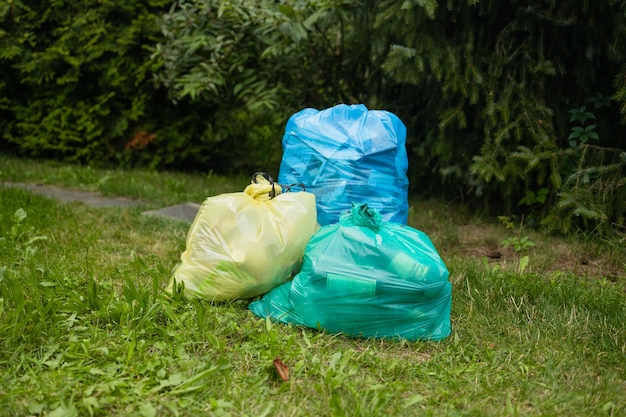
[499,215,536,253]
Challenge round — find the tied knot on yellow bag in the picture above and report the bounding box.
[245,172,282,201]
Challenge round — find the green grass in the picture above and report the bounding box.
[0,154,246,207]
[1,155,625,416]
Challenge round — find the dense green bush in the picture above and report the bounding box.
[1,0,624,236]
[149,0,383,174]
[374,0,626,235]
[149,0,292,174]
[0,0,173,166]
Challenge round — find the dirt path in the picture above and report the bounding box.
[3,181,199,222]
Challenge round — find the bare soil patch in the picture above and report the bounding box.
[451,223,624,281]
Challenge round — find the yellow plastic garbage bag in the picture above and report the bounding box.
[167,173,318,301]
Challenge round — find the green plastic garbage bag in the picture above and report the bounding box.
[249,203,452,341]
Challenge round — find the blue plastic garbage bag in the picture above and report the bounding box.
[249,203,452,341]
[277,104,409,226]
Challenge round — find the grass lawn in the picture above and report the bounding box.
[1,155,625,416]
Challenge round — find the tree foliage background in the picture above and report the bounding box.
[1,0,624,236]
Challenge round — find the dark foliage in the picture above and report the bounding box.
[1,0,624,236]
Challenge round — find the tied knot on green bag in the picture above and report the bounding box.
[346,203,382,230]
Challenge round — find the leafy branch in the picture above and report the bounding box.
[568,105,598,148]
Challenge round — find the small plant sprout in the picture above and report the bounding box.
[568,105,599,148]
[499,215,536,252]
[502,235,536,252]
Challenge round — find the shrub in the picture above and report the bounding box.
[0,0,171,165]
